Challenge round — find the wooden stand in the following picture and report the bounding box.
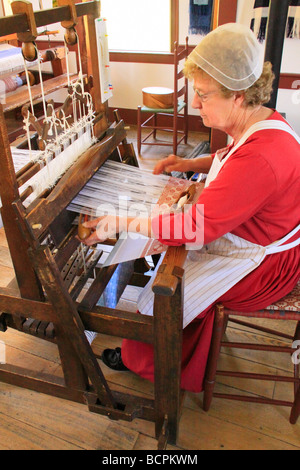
[0,1,186,448]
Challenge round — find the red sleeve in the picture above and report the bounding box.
[152,144,278,246]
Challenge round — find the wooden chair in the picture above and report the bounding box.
[203,279,300,424]
[137,38,189,156]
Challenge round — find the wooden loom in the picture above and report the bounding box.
[0,0,190,449]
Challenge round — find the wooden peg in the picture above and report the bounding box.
[40,99,56,149]
[57,0,78,29]
[21,105,43,138]
[11,1,38,42]
[11,1,38,61]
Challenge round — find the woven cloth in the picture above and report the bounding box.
[189,0,214,35]
[250,0,300,41]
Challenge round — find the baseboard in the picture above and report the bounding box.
[108,107,210,134]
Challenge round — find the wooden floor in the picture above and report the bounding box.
[0,127,299,450]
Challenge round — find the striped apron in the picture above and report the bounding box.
[138,120,300,328]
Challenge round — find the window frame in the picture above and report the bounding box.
[108,0,239,64]
[108,0,179,63]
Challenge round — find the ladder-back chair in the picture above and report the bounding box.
[137,38,189,156]
[203,280,300,424]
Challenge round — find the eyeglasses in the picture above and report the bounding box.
[193,88,219,103]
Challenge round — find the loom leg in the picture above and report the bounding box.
[203,305,225,412]
[56,324,89,391]
[293,321,300,396]
[29,245,117,408]
[290,386,300,425]
[153,283,183,445]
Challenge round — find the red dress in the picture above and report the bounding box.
[122,111,300,393]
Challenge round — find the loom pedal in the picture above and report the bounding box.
[20,318,55,340]
[84,389,155,423]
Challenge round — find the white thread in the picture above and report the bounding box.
[81,242,87,274]
[20,125,95,207]
[75,31,85,94]
[64,39,71,87]
[22,110,33,157]
[35,45,47,119]
[68,161,171,217]
[22,56,35,115]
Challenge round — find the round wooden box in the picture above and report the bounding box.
[142,87,174,109]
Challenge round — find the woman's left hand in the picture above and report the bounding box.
[80,215,123,246]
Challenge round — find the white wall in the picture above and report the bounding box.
[109,0,202,118]
[108,0,300,132]
[108,0,205,112]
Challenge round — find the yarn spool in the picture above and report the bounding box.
[1,71,35,94]
[20,70,35,86]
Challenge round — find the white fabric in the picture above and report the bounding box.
[188,23,263,91]
[137,120,300,328]
[0,45,38,78]
[20,126,95,208]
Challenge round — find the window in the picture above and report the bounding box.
[100,0,173,53]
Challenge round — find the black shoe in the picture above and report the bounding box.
[101,347,129,371]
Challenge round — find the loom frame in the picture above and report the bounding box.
[0,0,188,449]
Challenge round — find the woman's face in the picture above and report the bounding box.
[191,71,237,132]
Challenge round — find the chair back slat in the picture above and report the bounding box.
[177,85,186,98]
[137,37,189,156]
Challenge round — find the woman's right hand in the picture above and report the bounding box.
[153,154,191,175]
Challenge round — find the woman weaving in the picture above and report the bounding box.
[83,24,300,392]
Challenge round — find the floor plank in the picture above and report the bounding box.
[0,382,139,450]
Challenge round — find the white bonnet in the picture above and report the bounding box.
[188,23,263,91]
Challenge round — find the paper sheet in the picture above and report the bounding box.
[95,18,113,103]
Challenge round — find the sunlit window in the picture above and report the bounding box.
[100,0,172,53]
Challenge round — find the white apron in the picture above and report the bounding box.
[138,119,300,328]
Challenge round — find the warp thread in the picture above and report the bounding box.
[250,0,300,41]
[189,0,214,35]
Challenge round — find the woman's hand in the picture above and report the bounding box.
[153,154,213,176]
[80,215,123,246]
[153,154,191,175]
[80,215,153,246]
